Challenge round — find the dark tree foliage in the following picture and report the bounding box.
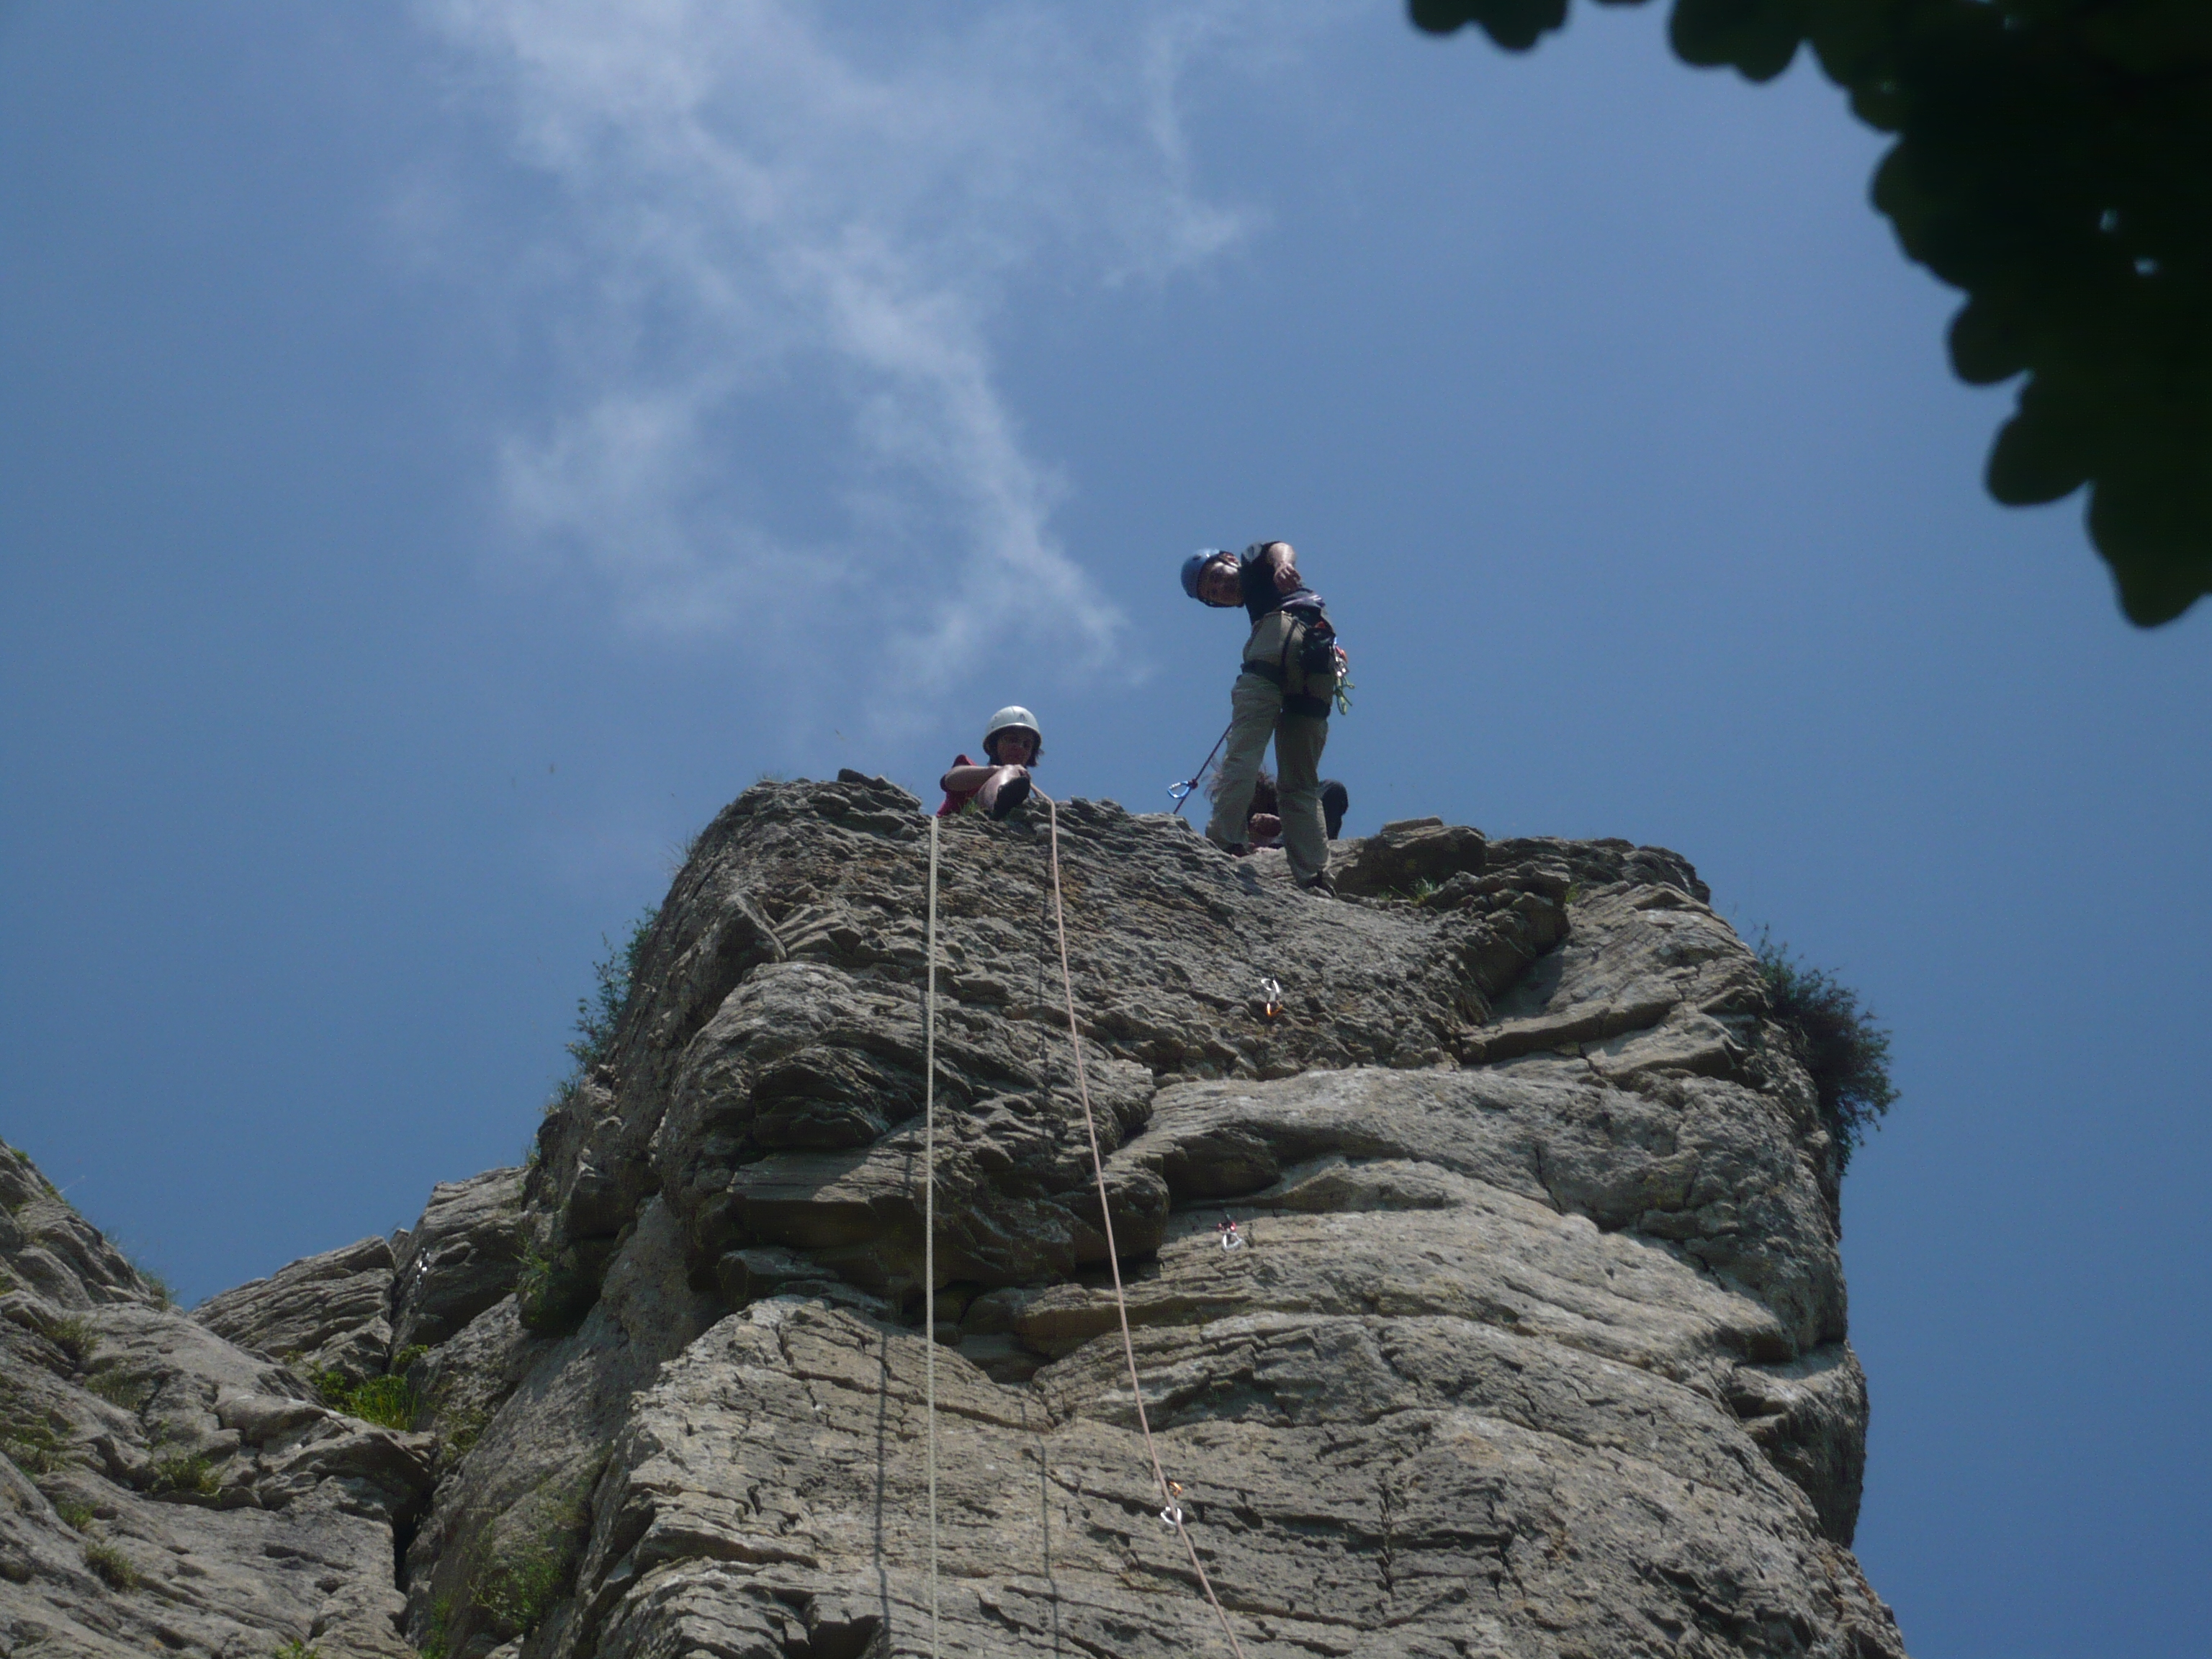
[1411,0,2212,625]
[1753,932,1898,1172]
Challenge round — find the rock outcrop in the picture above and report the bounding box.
[1,776,1909,1658]
[0,1143,431,1655]
[197,1234,398,1389]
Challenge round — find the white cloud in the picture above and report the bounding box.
[415,0,1350,728]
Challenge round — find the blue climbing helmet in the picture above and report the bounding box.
[1182,549,1229,601]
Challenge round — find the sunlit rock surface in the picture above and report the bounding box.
[1,775,1906,1658]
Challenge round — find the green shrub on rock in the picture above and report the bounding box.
[0,1380,74,1478]
[1755,932,1899,1174]
[313,1367,422,1430]
[39,1316,99,1371]
[84,1369,150,1412]
[516,1244,605,1336]
[146,1452,220,1499]
[564,907,659,1079]
[340,1375,419,1431]
[83,1538,137,1589]
[469,1460,603,1640]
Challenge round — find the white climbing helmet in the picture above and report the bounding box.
[983,705,1043,763]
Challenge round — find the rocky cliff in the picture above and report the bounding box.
[0,775,1907,1658]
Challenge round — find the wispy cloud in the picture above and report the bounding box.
[416,0,1344,727]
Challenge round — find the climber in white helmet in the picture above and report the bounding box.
[936,706,1041,820]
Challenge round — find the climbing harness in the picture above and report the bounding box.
[1258,978,1283,1021]
[1169,720,1236,817]
[922,812,942,1659]
[1217,1217,1244,1252]
[1042,792,1250,1659]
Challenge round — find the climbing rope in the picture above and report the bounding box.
[1041,793,1249,1659]
[923,811,941,1659]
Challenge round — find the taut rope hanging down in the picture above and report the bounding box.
[1042,795,1249,1659]
[914,800,1246,1656]
[923,811,941,1659]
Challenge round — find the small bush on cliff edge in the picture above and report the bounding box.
[1755,932,1898,1174]
[564,907,660,1079]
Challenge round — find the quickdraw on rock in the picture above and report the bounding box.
[1161,1483,1187,1527]
[1169,719,1235,819]
[1217,1216,1244,1251]
[1259,977,1283,1021]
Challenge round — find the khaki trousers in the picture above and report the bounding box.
[1205,666,1331,884]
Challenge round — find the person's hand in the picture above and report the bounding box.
[1269,544,1300,591]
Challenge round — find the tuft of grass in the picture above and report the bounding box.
[338,1375,418,1431]
[472,1543,570,1637]
[55,1499,96,1532]
[314,1369,421,1431]
[390,1344,430,1375]
[516,1244,602,1336]
[275,1640,323,1659]
[419,1593,454,1659]
[84,1370,150,1413]
[0,1380,74,1478]
[663,823,707,876]
[438,1405,490,1465]
[1754,931,1899,1174]
[145,1452,220,1499]
[84,1538,137,1589]
[469,1460,603,1638]
[40,1316,99,1370]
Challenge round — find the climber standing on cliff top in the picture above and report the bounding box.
[1181,541,1346,896]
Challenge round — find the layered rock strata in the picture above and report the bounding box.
[2,776,1909,1659]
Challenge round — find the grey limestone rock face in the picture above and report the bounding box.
[196,1233,397,1387]
[391,1168,526,1352]
[411,776,1903,1659]
[5,775,1908,1659]
[0,1144,430,1658]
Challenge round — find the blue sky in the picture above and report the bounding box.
[3,4,2206,1654]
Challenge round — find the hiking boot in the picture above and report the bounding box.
[988,771,1031,820]
[1300,870,1337,898]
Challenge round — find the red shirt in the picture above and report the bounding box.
[935,754,979,817]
